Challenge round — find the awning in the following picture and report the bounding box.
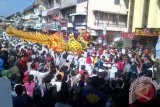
[70,12,87,16]
[75,26,86,30]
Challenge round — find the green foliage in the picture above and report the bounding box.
[114,39,123,49]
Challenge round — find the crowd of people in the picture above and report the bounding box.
[0,33,160,107]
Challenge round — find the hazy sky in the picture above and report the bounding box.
[0,0,35,16]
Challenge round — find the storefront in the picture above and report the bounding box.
[132,28,160,49]
[99,31,122,46]
[121,32,135,48]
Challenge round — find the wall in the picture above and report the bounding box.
[148,0,160,28]
[131,0,160,31]
[54,0,61,7]
[132,0,145,31]
[89,0,128,14]
[76,1,87,13]
[156,0,160,27]
[61,0,77,8]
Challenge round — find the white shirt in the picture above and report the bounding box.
[29,70,49,86]
[78,57,86,65]
[124,64,131,73]
[73,55,79,66]
[122,48,125,55]
[27,62,32,72]
[50,80,62,92]
[67,54,73,62]
[78,57,86,71]
[50,50,55,59]
[109,66,117,79]
[55,54,60,65]
[83,51,87,58]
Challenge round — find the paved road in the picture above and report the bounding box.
[0,78,13,107]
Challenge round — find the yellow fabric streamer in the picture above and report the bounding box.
[6,27,86,54]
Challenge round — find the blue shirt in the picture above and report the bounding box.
[0,58,4,72]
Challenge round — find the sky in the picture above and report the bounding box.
[0,0,35,17]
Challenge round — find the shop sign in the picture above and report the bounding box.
[129,77,160,104]
[135,28,160,36]
[60,18,67,27]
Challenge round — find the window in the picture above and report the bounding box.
[114,0,120,5]
[94,12,100,25]
[77,0,87,3]
[94,12,109,26]
[75,16,85,23]
[112,14,118,25]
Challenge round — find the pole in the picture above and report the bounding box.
[66,19,68,40]
[86,0,89,31]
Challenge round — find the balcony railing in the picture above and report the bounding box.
[95,21,127,28]
[75,22,86,26]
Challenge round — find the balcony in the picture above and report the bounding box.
[95,17,127,27]
[94,20,127,31]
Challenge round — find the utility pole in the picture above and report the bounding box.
[86,0,89,31]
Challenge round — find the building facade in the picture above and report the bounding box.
[127,0,160,48]
[40,0,128,37]
[87,0,128,38]
[6,12,22,28]
[127,0,160,32]
[23,0,45,31]
[41,0,61,32]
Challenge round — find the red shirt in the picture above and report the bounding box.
[117,61,124,71]
[27,50,32,58]
[86,57,92,64]
[20,58,27,68]
[47,56,52,62]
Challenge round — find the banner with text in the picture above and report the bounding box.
[135,28,160,36]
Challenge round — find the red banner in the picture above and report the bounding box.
[121,32,135,40]
[53,15,59,20]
